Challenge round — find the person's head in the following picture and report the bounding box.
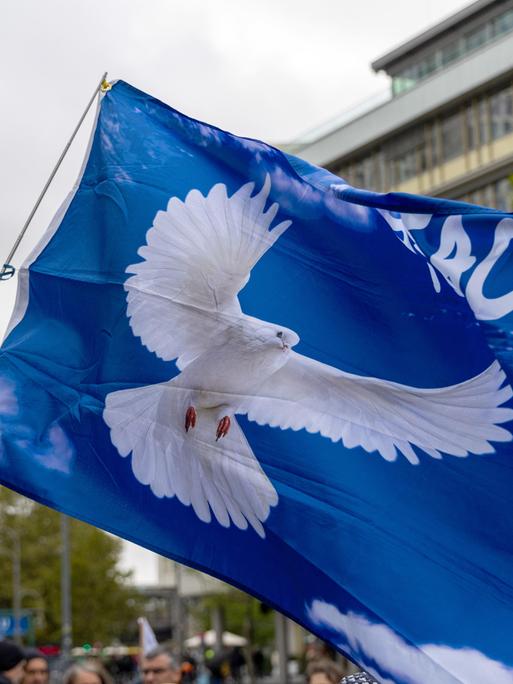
[0,641,26,684]
[63,661,113,684]
[306,659,345,684]
[141,647,181,684]
[23,651,49,684]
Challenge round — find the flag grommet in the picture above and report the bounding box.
[0,264,15,280]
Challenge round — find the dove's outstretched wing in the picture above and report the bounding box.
[239,354,513,463]
[105,176,289,534]
[104,382,278,537]
[125,175,291,369]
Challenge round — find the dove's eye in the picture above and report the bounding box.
[277,331,283,338]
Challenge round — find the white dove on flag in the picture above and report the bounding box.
[103,175,513,537]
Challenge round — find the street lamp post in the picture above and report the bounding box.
[12,533,21,644]
[60,513,73,659]
[3,528,22,644]
[274,611,289,684]
[173,562,183,656]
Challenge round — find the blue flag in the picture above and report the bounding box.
[2,80,513,682]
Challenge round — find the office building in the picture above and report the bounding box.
[295,0,513,210]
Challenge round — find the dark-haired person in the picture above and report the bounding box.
[0,641,26,684]
[22,650,49,684]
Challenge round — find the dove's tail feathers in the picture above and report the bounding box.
[181,410,278,538]
[103,384,277,537]
[103,383,185,497]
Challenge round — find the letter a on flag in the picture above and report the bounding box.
[2,80,513,682]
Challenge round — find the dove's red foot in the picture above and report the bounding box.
[185,406,197,432]
[216,416,231,441]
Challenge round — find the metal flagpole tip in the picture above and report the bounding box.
[0,264,16,280]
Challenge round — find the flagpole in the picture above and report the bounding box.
[0,71,110,281]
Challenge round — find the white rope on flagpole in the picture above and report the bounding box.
[0,71,110,281]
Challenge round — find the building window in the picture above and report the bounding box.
[418,137,429,173]
[430,121,440,167]
[490,86,513,140]
[345,164,354,186]
[441,111,463,161]
[332,163,347,181]
[495,178,513,211]
[392,66,418,96]
[478,98,490,145]
[352,156,376,188]
[441,38,462,66]
[373,152,386,192]
[458,178,513,211]
[417,52,438,79]
[493,8,513,37]
[468,189,483,205]
[390,8,513,98]
[483,183,495,208]
[383,126,429,185]
[464,22,490,52]
[465,104,477,151]
[391,150,418,184]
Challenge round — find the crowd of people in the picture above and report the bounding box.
[0,641,376,684]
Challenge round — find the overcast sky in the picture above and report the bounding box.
[0,0,471,584]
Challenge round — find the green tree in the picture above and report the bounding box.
[0,486,141,645]
[194,588,275,648]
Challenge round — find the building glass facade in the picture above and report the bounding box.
[391,5,513,96]
[334,79,513,207]
[297,1,513,218]
[461,176,513,210]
